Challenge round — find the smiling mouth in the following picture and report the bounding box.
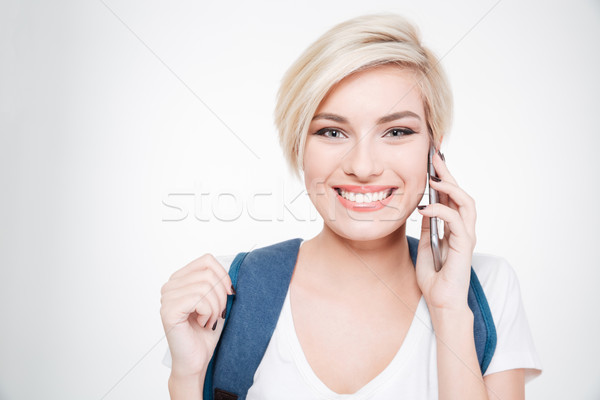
[333,187,396,203]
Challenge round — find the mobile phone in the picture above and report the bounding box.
[428,145,443,272]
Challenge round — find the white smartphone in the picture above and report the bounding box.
[428,145,443,272]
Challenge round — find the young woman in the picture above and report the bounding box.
[160,13,542,399]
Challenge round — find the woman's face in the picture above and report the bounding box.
[303,64,431,241]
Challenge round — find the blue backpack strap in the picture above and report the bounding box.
[203,251,249,400]
[204,238,303,400]
[468,270,497,374]
[407,236,497,374]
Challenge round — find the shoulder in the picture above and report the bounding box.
[470,253,525,327]
[471,253,544,382]
[216,238,304,274]
[471,252,520,299]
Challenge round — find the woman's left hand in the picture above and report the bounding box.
[416,150,477,312]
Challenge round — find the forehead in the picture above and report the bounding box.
[315,64,425,118]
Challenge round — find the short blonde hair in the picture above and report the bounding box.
[274,13,453,179]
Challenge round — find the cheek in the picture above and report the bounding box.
[302,140,339,190]
[302,142,319,191]
[391,149,428,191]
[401,163,427,192]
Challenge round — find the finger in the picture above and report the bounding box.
[418,203,471,251]
[169,254,211,280]
[165,274,228,328]
[189,281,223,329]
[168,254,234,295]
[429,178,474,213]
[170,254,221,280]
[163,293,212,326]
[418,205,431,245]
[417,206,433,262]
[436,186,449,208]
[429,178,476,239]
[194,282,224,330]
[162,268,229,300]
[160,282,220,329]
[432,150,458,186]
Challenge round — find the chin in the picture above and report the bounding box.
[326,218,406,242]
[313,191,418,242]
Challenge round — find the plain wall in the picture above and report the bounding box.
[1,0,599,398]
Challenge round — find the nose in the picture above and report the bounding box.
[341,136,383,181]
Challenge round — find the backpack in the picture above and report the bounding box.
[203,236,497,400]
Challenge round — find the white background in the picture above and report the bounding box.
[1,0,599,399]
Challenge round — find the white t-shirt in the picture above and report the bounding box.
[163,241,543,398]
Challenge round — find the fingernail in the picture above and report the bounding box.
[230,285,236,295]
[212,320,218,331]
[221,308,226,319]
[417,205,427,210]
[431,176,441,182]
[439,151,445,162]
[203,320,209,328]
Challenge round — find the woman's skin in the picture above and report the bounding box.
[295,64,430,393]
[160,64,525,399]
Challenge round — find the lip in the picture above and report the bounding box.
[332,185,397,212]
[333,185,398,193]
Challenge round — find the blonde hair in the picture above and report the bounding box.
[274,13,453,179]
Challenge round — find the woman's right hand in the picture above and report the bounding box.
[160,254,234,380]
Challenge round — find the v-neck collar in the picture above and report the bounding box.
[282,286,430,399]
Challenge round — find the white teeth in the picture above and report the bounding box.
[337,188,393,203]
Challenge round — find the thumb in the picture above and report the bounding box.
[418,205,431,249]
[416,206,437,278]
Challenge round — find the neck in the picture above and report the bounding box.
[306,223,415,289]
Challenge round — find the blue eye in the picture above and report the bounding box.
[385,128,416,138]
[314,128,346,138]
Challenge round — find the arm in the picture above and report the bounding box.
[483,369,525,400]
[168,368,206,400]
[432,306,526,400]
[417,152,525,399]
[430,307,489,400]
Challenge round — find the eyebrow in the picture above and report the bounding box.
[311,111,421,124]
